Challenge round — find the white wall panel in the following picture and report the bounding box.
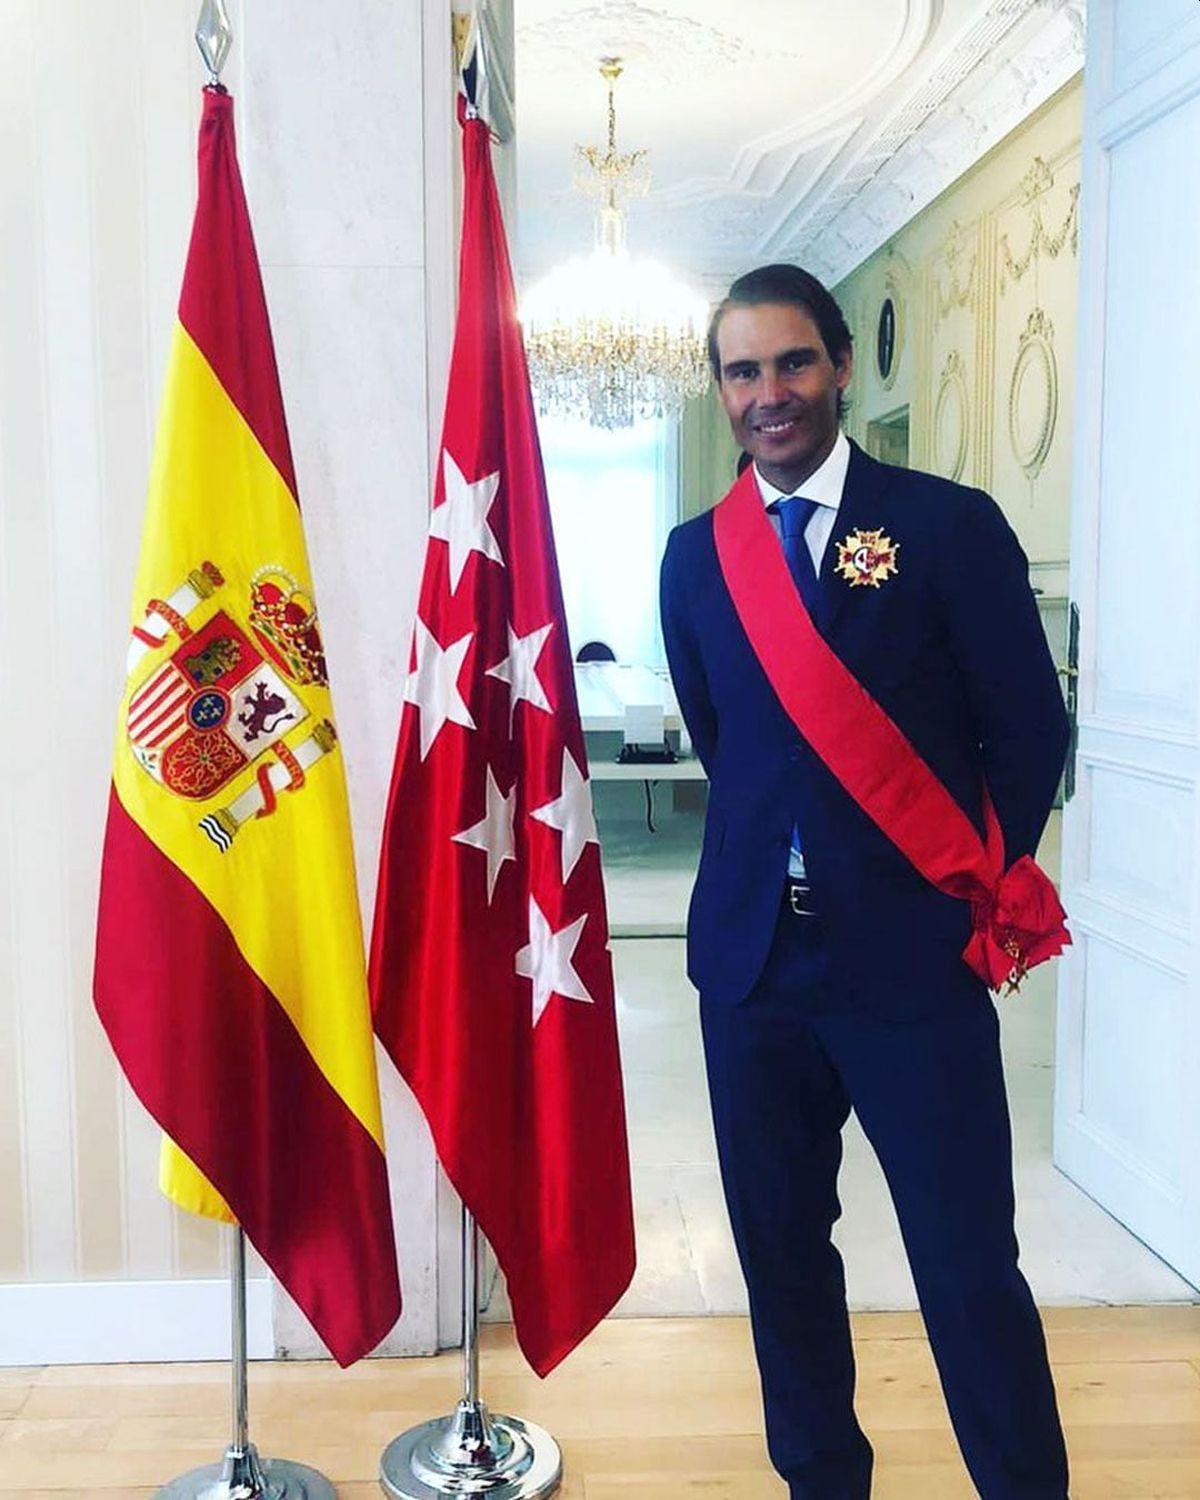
[1,0,81,1285]
[1078,935,1184,1194]
[1057,0,1200,1293]
[1112,0,1200,96]
[1086,765,1192,926]
[1094,90,1200,733]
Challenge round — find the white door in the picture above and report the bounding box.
[1055,0,1200,1288]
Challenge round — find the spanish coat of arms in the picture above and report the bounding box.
[125,562,336,851]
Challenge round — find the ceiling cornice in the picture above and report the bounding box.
[793,0,1086,284]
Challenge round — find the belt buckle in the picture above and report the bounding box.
[788,881,813,917]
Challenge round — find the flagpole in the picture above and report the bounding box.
[157,1227,338,1499]
[156,10,355,1495]
[379,1204,563,1499]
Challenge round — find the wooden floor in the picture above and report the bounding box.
[3,1307,1200,1497]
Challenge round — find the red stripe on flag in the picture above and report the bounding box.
[131,692,188,741]
[130,663,173,702]
[129,686,183,732]
[129,666,180,715]
[94,787,400,1366]
[178,88,298,503]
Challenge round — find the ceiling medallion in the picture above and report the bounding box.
[519,57,710,430]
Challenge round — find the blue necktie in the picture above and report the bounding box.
[770,494,821,616]
[769,495,820,882]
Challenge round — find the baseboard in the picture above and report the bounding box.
[0,1276,274,1365]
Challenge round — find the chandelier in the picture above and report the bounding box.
[520,58,711,430]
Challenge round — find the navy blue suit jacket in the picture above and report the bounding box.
[659,439,1070,1019]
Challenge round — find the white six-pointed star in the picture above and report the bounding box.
[529,746,599,883]
[486,621,554,729]
[404,617,475,761]
[514,896,595,1027]
[452,765,517,903]
[429,450,504,593]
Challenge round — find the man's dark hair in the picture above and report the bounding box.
[707,263,853,382]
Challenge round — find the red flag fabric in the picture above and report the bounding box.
[369,107,636,1376]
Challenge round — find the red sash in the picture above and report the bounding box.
[712,467,1069,994]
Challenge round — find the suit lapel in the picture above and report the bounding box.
[815,439,891,639]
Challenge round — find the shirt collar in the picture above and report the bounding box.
[753,428,850,510]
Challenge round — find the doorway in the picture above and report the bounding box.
[865,405,910,468]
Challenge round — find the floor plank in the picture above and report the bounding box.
[3,1308,1200,1496]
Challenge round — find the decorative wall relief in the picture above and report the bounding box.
[934,349,969,481]
[834,80,1080,566]
[999,155,1080,292]
[933,221,977,322]
[1007,308,1058,482]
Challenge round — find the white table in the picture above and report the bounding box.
[571,661,682,730]
[585,759,706,782]
[574,662,706,833]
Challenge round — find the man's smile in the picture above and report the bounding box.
[753,412,803,436]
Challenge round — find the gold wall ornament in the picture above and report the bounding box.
[999,155,1080,291]
[1007,307,1058,482]
[519,57,709,429]
[933,221,978,322]
[933,349,969,481]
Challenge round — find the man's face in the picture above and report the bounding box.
[715,302,852,485]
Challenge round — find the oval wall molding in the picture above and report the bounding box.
[933,349,968,481]
[1007,307,1058,481]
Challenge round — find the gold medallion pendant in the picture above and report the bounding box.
[836,528,899,588]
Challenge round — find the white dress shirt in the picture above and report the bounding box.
[753,426,850,575]
[751,428,851,881]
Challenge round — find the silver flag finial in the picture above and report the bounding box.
[196,0,233,84]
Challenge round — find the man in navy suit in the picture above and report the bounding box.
[660,263,1071,1498]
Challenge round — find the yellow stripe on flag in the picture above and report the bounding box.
[159,1137,236,1223]
[113,325,384,1163]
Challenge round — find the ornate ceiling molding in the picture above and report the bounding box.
[516,1,784,83]
[798,0,1085,284]
[516,1,1086,295]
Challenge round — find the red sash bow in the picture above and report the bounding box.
[712,468,1069,994]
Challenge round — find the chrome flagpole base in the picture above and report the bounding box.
[155,1442,336,1499]
[379,1398,561,1498]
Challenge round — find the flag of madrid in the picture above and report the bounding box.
[369,99,636,1377]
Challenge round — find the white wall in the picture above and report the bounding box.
[0,0,448,1362]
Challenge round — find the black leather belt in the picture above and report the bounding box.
[785,877,818,918]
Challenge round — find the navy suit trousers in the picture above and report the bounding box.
[699,899,1070,1499]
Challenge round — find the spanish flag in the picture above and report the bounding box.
[93,86,400,1366]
